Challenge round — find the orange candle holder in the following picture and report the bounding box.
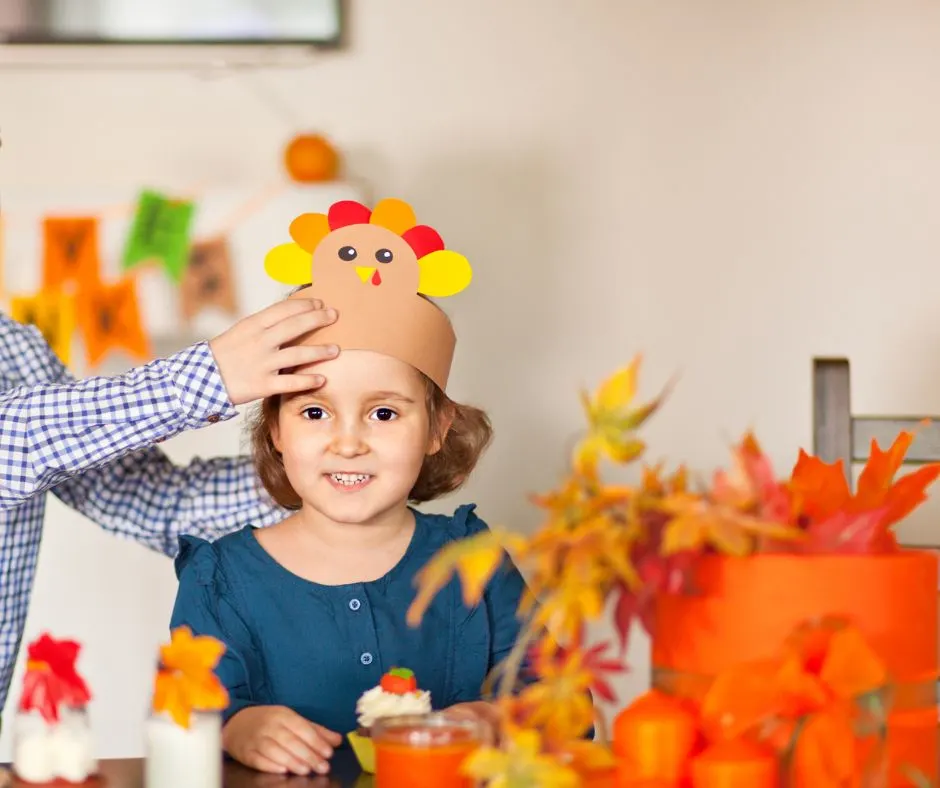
[690,739,778,788]
[372,712,488,788]
[613,690,700,783]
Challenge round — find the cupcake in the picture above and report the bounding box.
[348,668,431,773]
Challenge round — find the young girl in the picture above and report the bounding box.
[169,299,528,775]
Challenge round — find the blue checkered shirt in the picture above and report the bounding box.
[0,313,286,709]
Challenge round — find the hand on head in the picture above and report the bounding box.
[209,298,338,406]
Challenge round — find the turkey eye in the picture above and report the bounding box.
[375,248,393,264]
[338,246,357,261]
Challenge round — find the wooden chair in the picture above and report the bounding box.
[813,357,940,548]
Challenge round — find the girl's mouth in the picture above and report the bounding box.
[326,473,373,491]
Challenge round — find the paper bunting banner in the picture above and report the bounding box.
[180,238,239,322]
[75,277,150,367]
[10,291,77,366]
[122,190,195,283]
[42,217,101,294]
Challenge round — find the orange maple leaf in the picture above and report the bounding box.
[152,626,229,728]
[789,431,940,551]
[659,494,802,557]
[853,432,940,530]
[788,450,851,522]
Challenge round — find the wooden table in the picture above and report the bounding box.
[5,750,372,788]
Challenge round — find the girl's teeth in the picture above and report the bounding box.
[331,473,370,486]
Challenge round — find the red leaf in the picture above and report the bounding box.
[801,507,889,554]
[613,585,638,653]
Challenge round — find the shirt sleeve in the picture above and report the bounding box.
[0,341,238,509]
[51,451,286,557]
[170,536,261,725]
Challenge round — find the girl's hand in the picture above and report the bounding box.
[444,701,503,742]
[209,298,339,406]
[222,705,343,776]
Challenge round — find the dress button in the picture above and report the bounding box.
[207,414,221,424]
[349,598,361,611]
[360,652,373,666]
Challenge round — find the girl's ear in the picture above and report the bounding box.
[270,418,283,453]
[427,403,455,456]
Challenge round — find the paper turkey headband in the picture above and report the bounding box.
[264,198,472,391]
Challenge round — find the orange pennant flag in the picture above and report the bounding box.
[42,217,102,294]
[75,277,150,367]
[180,238,239,322]
[10,291,77,366]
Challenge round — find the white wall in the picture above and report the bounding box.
[4,0,940,757]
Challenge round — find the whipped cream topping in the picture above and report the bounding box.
[356,685,431,728]
[13,707,97,784]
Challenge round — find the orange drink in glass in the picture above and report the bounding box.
[372,712,488,788]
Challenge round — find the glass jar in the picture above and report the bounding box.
[144,709,222,788]
[13,705,97,784]
[372,712,489,788]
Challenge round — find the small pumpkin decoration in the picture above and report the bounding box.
[284,133,339,183]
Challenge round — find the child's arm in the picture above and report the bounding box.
[0,300,336,510]
[171,537,340,776]
[51,451,284,557]
[170,537,262,725]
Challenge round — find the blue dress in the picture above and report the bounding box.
[169,504,528,737]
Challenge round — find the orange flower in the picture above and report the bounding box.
[701,618,887,787]
[152,626,229,728]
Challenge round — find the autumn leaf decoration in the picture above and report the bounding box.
[574,355,670,476]
[19,633,92,724]
[152,626,229,728]
[405,356,940,786]
[700,617,888,788]
[788,430,940,553]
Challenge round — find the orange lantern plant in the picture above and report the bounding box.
[284,133,339,183]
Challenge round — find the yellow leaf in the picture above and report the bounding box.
[562,740,617,771]
[593,358,640,414]
[461,729,579,788]
[573,434,604,476]
[457,543,506,607]
[407,530,522,627]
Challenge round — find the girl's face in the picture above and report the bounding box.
[272,351,444,526]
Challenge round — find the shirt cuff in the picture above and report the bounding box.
[222,698,258,727]
[164,342,237,429]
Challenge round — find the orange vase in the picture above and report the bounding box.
[652,552,938,785]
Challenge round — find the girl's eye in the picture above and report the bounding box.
[302,407,328,420]
[371,407,397,422]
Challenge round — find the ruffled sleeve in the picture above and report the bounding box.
[171,535,261,724]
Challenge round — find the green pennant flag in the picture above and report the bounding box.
[122,189,196,283]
